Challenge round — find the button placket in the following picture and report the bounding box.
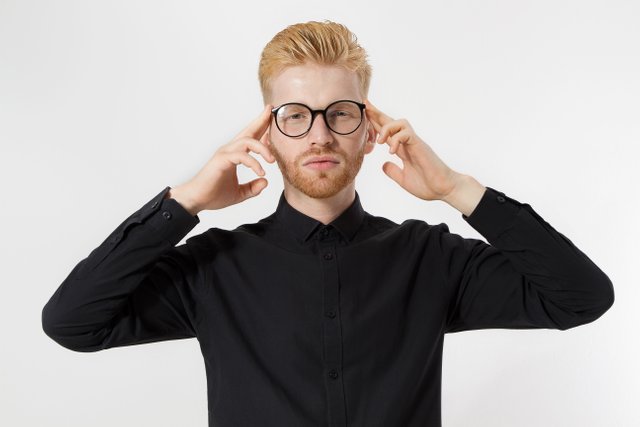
[317,231,347,426]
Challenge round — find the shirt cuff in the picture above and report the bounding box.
[461,186,521,242]
[143,186,200,246]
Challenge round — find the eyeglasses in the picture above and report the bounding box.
[271,100,366,138]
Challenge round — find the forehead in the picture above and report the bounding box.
[270,63,362,108]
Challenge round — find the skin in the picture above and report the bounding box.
[264,64,376,223]
[167,63,486,222]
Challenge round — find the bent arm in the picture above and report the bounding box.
[42,186,201,351]
[442,187,614,332]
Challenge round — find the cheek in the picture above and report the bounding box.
[270,140,299,164]
[270,142,285,162]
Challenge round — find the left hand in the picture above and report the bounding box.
[365,100,462,202]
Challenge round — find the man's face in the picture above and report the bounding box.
[266,63,375,199]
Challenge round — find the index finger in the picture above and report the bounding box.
[238,104,274,140]
[364,100,394,132]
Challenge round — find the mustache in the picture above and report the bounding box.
[298,147,345,160]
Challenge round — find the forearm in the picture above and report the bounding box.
[442,173,487,217]
[42,186,199,351]
[446,186,614,331]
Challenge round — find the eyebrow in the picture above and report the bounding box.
[274,99,363,109]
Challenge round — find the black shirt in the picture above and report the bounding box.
[42,185,614,427]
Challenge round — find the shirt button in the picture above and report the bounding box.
[320,228,329,237]
[325,310,336,318]
[497,195,506,203]
[162,211,172,220]
[323,252,333,261]
[328,369,339,380]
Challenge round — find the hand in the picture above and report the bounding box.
[169,104,276,215]
[365,100,462,202]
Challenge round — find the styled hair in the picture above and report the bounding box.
[258,20,372,104]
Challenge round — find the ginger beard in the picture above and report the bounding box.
[270,142,367,199]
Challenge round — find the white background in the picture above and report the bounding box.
[1,0,638,426]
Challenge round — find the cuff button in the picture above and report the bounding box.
[162,211,172,220]
[497,195,506,203]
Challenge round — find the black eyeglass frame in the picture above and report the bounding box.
[271,99,367,138]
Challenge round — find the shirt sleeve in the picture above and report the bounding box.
[42,186,202,352]
[442,186,614,333]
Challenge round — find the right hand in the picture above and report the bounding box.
[168,104,276,215]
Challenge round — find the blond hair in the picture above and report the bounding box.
[258,20,372,103]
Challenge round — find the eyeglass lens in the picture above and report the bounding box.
[275,101,362,137]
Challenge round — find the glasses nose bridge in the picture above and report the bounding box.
[308,107,330,131]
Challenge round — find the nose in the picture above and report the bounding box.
[307,112,334,146]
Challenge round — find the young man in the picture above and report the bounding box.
[42,21,614,427]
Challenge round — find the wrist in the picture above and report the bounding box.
[167,186,201,216]
[442,174,486,217]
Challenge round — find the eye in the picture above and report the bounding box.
[278,105,309,121]
[329,110,353,119]
[286,112,307,120]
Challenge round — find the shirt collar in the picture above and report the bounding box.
[274,191,366,244]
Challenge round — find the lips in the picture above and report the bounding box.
[303,156,340,166]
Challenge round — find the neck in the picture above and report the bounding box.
[283,184,356,225]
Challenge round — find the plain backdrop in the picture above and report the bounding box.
[1,1,638,426]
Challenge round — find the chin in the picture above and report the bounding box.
[298,184,348,199]
[289,166,356,199]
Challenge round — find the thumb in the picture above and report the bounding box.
[238,177,268,201]
[382,161,404,186]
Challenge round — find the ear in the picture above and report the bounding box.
[364,121,375,155]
